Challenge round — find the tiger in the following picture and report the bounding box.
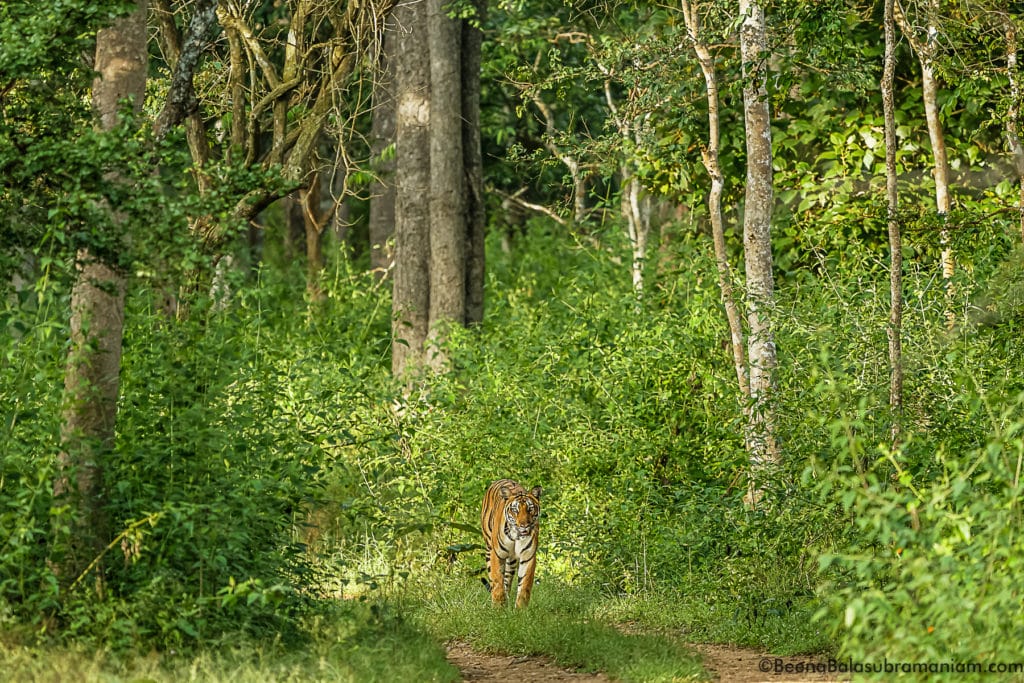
[480,478,543,608]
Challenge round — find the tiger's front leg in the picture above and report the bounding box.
[515,549,536,608]
[488,546,507,606]
[503,557,518,600]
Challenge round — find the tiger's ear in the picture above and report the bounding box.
[499,485,513,499]
[531,486,543,499]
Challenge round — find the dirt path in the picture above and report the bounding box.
[446,641,843,683]
[446,641,611,682]
[693,643,843,682]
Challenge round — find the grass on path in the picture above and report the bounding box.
[408,577,708,683]
[0,603,459,683]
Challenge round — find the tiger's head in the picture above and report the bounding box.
[501,484,542,540]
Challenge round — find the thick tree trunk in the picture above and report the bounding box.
[55,0,147,589]
[882,0,903,448]
[390,0,481,378]
[739,0,779,503]
[462,10,486,325]
[425,0,467,371]
[391,0,432,379]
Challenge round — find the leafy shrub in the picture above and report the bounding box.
[0,253,396,650]
[815,391,1024,672]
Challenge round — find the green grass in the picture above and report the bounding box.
[408,577,709,682]
[591,591,832,656]
[0,603,459,683]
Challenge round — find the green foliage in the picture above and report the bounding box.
[0,254,396,650]
[0,1,136,76]
[0,601,459,682]
[4,0,1024,675]
[815,394,1024,674]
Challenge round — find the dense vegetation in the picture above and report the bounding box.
[3,0,1024,680]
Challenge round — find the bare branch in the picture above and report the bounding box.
[494,187,568,226]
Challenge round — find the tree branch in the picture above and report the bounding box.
[494,187,567,226]
[154,0,220,140]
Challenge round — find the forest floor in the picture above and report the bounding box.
[446,640,842,683]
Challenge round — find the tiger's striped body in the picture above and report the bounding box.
[480,479,542,608]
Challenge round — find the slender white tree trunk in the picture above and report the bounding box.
[739,0,779,504]
[681,0,752,425]
[895,0,953,322]
[603,80,651,295]
[882,0,903,448]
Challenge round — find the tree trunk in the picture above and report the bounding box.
[739,0,779,504]
[302,165,327,303]
[895,1,953,322]
[882,0,903,448]
[602,79,651,295]
[390,0,481,378]
[284,193,306,261]
[369,25,396,280]
[620,165,650,294]
[681,0,751,419]
[531,94,588,224]
[55,0,147,590]
[1005,17,1024,243]
[462,9,486,325]
[425,0,467,371]
[391,0,432,379]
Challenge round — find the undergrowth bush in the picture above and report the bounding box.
[815,391,1024,673]
[353,220,1024,663]
[382,226,835,631]
[0,255,395,650]
[5,206,1024,668]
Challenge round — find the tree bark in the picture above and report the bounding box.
[389,0,482,378]
[391,0,432,379]
[302,165,327,302]
[153,0,213,193]
[681,0,751,418]
[739,0,779,503]
[462,9,486,326]
[426,0,467,370]
[1005,17,1024,243]
[602,79,651,295]
[895,0,953,322]
[882,0,903,448]
[55,0,147,590]
[620,163,650,294]
[369,25,397,280]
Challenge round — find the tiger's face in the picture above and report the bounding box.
[503,490,540,540]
